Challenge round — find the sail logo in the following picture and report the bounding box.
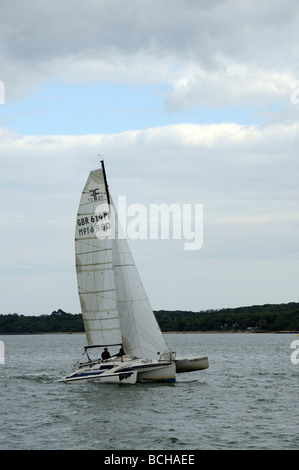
[0,81,4,104]
[88,188,107,203]
[290,340,299,365]
[0,341,4,365]
[93,196,203,251]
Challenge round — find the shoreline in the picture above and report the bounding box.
[164,330,299,334]
[1,330,298,336]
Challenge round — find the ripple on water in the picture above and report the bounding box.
[1,333,298,450]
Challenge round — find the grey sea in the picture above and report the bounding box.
[0,332,298,451]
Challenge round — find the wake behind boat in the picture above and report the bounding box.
[58,161,208,384]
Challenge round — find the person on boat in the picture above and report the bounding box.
[101,347,111,360]
[115,346,125,357]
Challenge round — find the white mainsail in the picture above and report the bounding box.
[75,166,171,362]
[75,170,122,347]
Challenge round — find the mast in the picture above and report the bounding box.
[101,159,110,205]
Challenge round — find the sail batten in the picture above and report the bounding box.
[79,289,116,295]
[78,262,113,267]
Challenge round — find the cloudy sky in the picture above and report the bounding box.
[1,0,299,316]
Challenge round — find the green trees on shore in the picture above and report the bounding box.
[155,302,299,332]
[0,309,84,334]
[0,303,298,334]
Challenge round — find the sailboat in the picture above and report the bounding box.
[58,162,208,384]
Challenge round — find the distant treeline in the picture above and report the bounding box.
[0,309,84,334]
[0,303,299,335]
[155,302,299,332]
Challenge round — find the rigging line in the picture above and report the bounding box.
[82,308,118,313]
[76,239,110,246]
[76,239,111,248]
[77,209,108,216]
[76,238,112,246]
[75,236,113,242]
[76,241,113,252]
[76,248,110,255]
[84,320,119,324]
[79,288,116,295]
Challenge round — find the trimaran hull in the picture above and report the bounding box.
[175,356,209,373]
[58,355,209,385]
[58,356,177,384]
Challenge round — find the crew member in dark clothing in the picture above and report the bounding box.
[115,346,125,357]
[101,347,111,360]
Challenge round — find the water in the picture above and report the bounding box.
[0,332,298,450]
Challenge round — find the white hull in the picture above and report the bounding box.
[137,362,176,382]
[175,356,209,373]
[58,355,210,384]
[58,356,176,384]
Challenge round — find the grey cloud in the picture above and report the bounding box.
[1,0,299,103]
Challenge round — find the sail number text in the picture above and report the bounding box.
[77,212,111,237]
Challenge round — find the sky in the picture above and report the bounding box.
[0,0,299,316]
